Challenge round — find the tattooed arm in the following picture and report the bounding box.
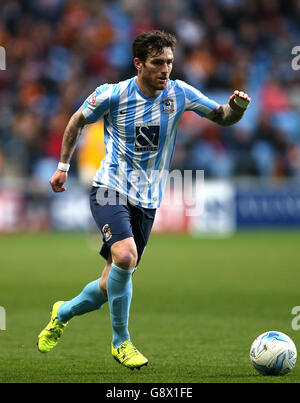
[49,108,88,193]
[206,90,251,126]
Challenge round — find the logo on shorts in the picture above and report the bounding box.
[102,224,112,242]
[134,122,160,152]
[162,97,174,114]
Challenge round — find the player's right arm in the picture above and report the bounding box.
[49,83,112,193]
[49,107,88,193]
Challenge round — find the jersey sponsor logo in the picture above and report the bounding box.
[134,122,160,152]
[162,97,174,114]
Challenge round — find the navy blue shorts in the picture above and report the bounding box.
[90,186,156,266]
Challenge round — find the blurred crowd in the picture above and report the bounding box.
[1,0,300,184]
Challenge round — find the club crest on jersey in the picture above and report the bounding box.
[102,224,112,242]
[162,97,174,114]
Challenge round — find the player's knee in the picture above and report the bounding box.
[100,277,107,295]
[113,249,137,270]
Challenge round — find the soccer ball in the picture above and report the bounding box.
[250,331,297,376]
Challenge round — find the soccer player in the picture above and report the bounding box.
[37,30,251,369]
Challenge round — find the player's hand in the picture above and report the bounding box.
[49,170,68,193]
[229,90,251,113]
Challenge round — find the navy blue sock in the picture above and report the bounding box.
[106,264,135,348]
[57,278,108,323]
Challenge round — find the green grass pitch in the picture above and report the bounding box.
[1,230,300,383]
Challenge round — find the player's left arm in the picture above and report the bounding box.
[206,90,251,126]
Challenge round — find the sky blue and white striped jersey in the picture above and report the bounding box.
[81,76,218,208]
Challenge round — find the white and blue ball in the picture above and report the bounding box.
[250,331,297,376]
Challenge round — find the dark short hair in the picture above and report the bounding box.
[132,30,176,62]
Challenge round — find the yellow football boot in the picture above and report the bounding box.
[112,340,148,370]
[37,301,67,353]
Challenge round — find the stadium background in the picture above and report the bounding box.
[1,0,300,233]
[1,0,300,384]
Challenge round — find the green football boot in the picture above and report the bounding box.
[111,340,148,370]
[37,301,67,353]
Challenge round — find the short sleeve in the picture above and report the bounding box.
[81,83,112,123]
[177,80,218,117]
